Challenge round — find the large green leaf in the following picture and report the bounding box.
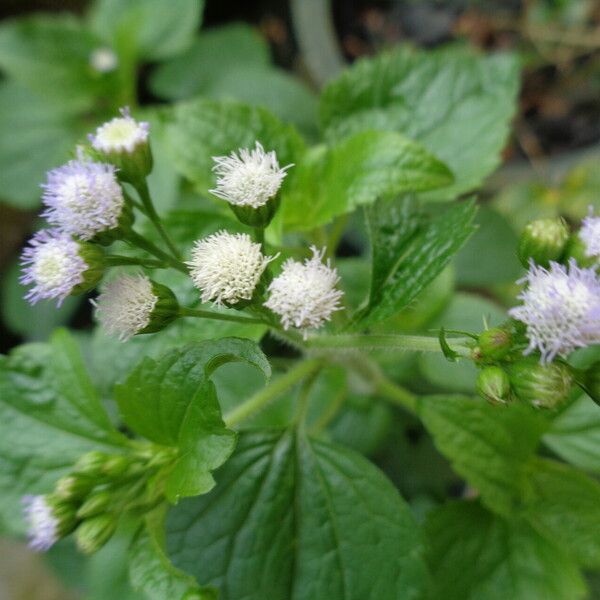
[543,394,600,473]
[162,98,306,194]
[88,0,203,61]
[426,500,586,600]
[166,430,428,600]
[0,14,106,112]
[0,331,124,533]
[0,82,81,208]
[115,340,270,501]
[358,200,477,327]
[521,458,600,569]
[320,46,519,200]
[418,395,547,515]
[282,131,452,231]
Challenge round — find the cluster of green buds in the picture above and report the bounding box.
[24,447,174,554]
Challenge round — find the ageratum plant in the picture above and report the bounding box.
[2,16,600,600]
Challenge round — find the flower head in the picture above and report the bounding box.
[20,230,89,305]
[264,246,344,336]
[90,107,149,155]
[94,274,158,341]
[23,495,59,552]
[210,141,291,209]
[509,260,600,363]
[187,231,274,305]
[42,159,124,240]
[580,208,600,260]
[89,47,118,73]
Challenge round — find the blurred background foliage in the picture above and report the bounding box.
[0,0,599,598]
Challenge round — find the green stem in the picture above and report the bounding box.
[306,333,472,356]
[224,359,322,428]
[105,255,167,269]
[127,230,188,274]
[135,180,182,260]
[294,367,322,426]
[310,384,348,434]
[253,227,265,245]
[375,375,418,413]
[179,306,265,326]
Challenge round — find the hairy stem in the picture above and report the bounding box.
[225,359,322,428]
[179,306,265,326]
[127,230,188,274]
[135,180,183,260]
[105,255,167,269]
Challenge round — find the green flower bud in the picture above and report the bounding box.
[507,357,573,409]
[75,513,118,554]
[46,496,79,537]
[474,327,513,362]
[76,490,112,519]
[229,196,280,228]
[74,451,112,476]
[138,281,179,335]
[476,366,512,405]
[101,455,130,479]
[517,217,570,268]
[53,474,94,501]
[70,242,106,296]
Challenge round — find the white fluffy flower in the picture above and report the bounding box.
[264,246,343,335]
[94,274,158,341]
[90,107,149,154]
[187,231,274,305]
[42,160,124,240]
[89,47,118,73]
[210,141,292,208]
[580,208,600,260]
[509,260,600,363]
[23,495,59,552]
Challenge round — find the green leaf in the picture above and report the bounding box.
[166,430,428,600]
[0,82,81,208]
[0,15,106,112]
[130,514,216,600]
[88,0,203,61]
[418,395,547,515]
[282,130,453,231]
[426,500,586,600]
[358,200,477,327]
[150,23,270,99]
[115,340,270,501]
[543,394,600,473]
[0,333,124,533]
[320,46,519,200]
[521,458,600,569]
[163,98,306,195]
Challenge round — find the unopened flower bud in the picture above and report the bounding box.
[518,217,569,268]
[90,107,152,183]
[101,455,130,479]
[77,490,112,519]
[75,513,118,554]
[476,366,512,405]
[507,357,573,409]
[74,451,111,476]
[94,275,179,341]
[475,327,513,362]
[54,474,94,501]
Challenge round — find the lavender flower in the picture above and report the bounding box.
[42,159,124,240]
[20,230,88,305]
[23,495,59,552]
[580,208,600,260]
[509,260,600,363]
[264,246,344,336]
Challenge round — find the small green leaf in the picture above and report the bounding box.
[426,500,586,600]
[521,458,600,568]
[320,46,520,201]
[282,130,453,231]
[162,98,306,195]
[438,328,459,362]
[88,0,203,61]
[359,200,477,327]
[418,395,548,515]
[166,430,428,600]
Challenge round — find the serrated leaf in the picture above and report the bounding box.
[282,130,452,231]
[426,500,586,600]
[88,0,203,61]
[115,340,270,501]
[162,98,306,195]
[320,46,519,200]
[359,200,477,327]
[0,333,125,534]
[521,458,600,568]
[166,430,428,600]
[418,395,548,515]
